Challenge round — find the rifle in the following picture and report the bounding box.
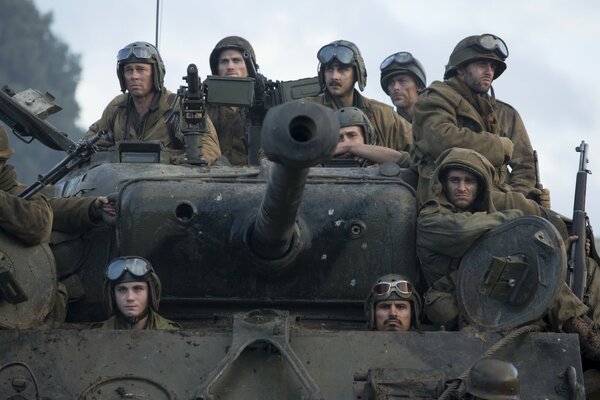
[567,140,591,299]
[18,131,106,200]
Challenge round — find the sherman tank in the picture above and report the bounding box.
[0,71,591,399]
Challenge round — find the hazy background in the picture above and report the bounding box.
[29,0,600,226]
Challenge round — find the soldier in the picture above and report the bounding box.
[379,51,426,122]
[464,358,520,400]
[0,125,115,325]
[207,36,261,166]
[334,107,409,166]
[84,41,221,165]
[94,256,181,330]
[365,274,421,332]
[307,40,412,166]
[416,147,600,361]
[411,33,546,205]
[0,124,52,246]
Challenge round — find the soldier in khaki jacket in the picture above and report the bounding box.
[416,147,600,362]
[207,36,260,166]
[411,34,547,206]
[84,41,221,165]
[306,40,412,166]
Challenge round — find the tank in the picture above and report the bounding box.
[0,80,589,400]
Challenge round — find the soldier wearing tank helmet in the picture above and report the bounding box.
[379,51,426,122]
[333,107,408,166]
[94,256,181,330]
[207,36,263,166]
[411,34,545,207]
[365,274,421,332]
[84,41,221,165]
[306,40,412,166]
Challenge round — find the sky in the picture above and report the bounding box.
[31,0,600,227]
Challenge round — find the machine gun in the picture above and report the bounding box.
[177,63,210,166]
[18,131,106,199]
[567,141,591,299]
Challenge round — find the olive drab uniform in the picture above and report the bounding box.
[307,90,413,158]
[0,164,52,245]
[84,88,221,165]
[49,197,102,233]
[495,99,536,195]
[416,148,589,330]
[94,312,181,330]
[411,77,513,202]
[206,104,248,166]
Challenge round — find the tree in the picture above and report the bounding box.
[0,0,81,184]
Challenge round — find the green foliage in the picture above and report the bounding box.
[0,0,82,184]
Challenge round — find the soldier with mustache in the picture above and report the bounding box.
[307,40,412,167]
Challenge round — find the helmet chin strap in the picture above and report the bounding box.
[120,307,149,326]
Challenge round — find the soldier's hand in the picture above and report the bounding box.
[499,137,513,163]
[92,196,116,218]
[527,187,551,208]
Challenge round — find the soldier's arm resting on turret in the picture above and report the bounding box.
[334,142,409,166]
[412,90,510,168]
[49,195,116,233]
[0,191,52,246]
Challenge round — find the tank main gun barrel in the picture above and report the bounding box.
[249,100,339,268]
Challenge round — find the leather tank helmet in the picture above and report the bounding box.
[335,107,375,145]
[209,36,259,78]
[317,39,367,92]
[365,273,421,330]
[444,33,508,80]
[379,51,427,93]
[116,41,166,93]
[104,256,162,317]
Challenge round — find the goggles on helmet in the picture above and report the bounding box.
[475,34,508,58]
[117,45,154,62]
[373,280,413,299]
[380,51,415,71]
[317,44,356,65]
[106,256,152,281]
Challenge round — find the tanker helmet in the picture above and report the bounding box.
[116,41,166,93]
[0,125,15,159]
[466,358,520,400]
[317,40,367,92]
[444,34,508,80]
[365,273,421,330]
[104,256,162,315]
[380,51,427,93]
[335,107,374,145]
[209,36,258,78]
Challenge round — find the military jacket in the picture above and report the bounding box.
[49,197,101,233]
[84,88,221,165]
[207,104,248,166]
[411,78,514,201]
[94,311,182,330]
[494,100,536,195]
[0,165,52,245]
[307,90,413,153]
